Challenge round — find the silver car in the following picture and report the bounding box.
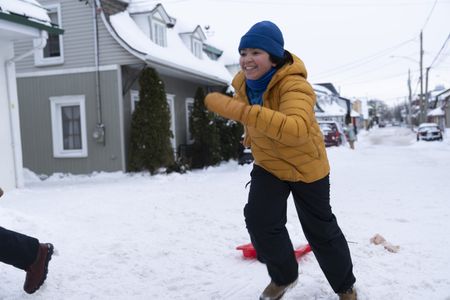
[416,123,443,141]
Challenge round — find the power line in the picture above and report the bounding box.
[428,33,450,68]
[310,38,416,79]
[336,68,420,86]
[421,0,438,31]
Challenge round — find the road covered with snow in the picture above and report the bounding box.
[1,126,449,299]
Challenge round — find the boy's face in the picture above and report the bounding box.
[239,48,276,80]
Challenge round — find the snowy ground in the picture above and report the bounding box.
[1,126,450,300]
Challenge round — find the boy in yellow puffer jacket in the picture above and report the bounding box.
[205,21,357,300]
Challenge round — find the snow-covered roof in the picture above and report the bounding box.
[0,0,50,23]
[0,0,62,35]
[108,10,231,85]
[315,101,346,117]
[313,84,346,117]
[313,84,334,95]
[427,106,445,117]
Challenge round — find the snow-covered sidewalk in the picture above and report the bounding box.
[1,127,450,299]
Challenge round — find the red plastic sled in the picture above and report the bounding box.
[236,243,311,259]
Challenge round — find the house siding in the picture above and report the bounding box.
[17,69,124,175]
[14,0,141,74]
[13,0,229,176]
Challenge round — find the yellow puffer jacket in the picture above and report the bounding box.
[205,54,329,183]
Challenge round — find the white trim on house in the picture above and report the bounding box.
[33,3,64,66]
[185,97,194,144]
[116,66,126,172]
[49,95,88,158]
[16,64,119,78]
[166,93,176,150]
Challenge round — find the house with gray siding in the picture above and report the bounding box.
[13,0,232,176]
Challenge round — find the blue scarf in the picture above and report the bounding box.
[246,67,277,105]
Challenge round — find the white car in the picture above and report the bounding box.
[416,123,443,141]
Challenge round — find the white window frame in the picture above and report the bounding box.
[34,3,64,66]
[130,90,139,113]
[151,18,167,47]
[185,98,194,144]
[50,95,88,158]
[192,38,203,58]
[166,94,176,150]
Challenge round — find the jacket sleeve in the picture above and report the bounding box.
[204,92,250,122]
[204,79,316,146]
[243,79,316,146]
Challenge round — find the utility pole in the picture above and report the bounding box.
[419,31,424,123]
[408,69,412,129]
[424,66,430,119]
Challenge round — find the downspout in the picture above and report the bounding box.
[4,30,47,188]
[92,0,105,144]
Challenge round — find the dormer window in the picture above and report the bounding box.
[192,38,202,58]
[179,25,206,59]
[151,18,167,47]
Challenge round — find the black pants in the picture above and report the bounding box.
[0,226,39,270]
[244,165,355,293]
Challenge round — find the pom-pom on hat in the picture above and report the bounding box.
[238,21,285,58]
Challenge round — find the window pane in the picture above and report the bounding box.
[193,40,202,58]
[43,11,60,58]
[43,34,61,57]
[61,105,82,150]
[153,22,166,47]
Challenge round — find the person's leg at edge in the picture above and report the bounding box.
[244,165,298,285]
[0,226,39,270]
[289,174,356,293]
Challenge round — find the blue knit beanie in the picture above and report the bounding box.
[238,21,285,58]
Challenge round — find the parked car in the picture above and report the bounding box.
[318,121,344,147]
[416,123,443,141]
[238,135,254,165]
[238,147,254,165]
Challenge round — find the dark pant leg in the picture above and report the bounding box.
[0,226,39,270]
[289,175,356,293]
[244,165,298,285]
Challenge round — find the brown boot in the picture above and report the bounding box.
[338,286,357,300]
[23,243,54,294]
[259,279,297,300]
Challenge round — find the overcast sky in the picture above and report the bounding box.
[138,0,449,105]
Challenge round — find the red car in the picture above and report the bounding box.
[319,121,343,147]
